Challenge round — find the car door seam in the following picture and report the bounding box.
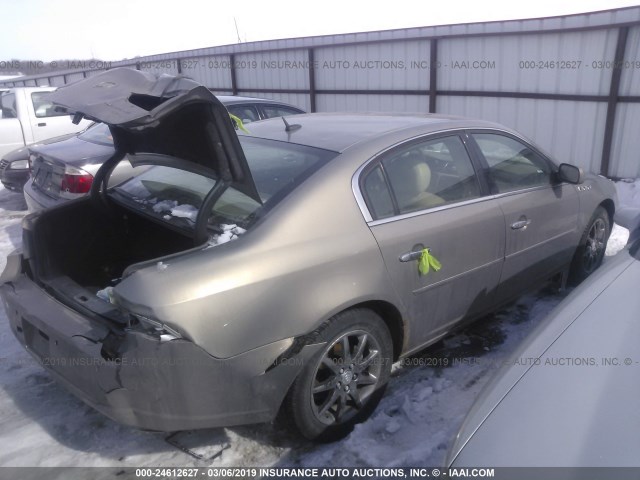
[412,258,504,295]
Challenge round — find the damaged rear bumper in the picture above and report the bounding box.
[0,271,322,431]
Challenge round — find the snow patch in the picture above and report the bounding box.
[208,224,247,247]
[95,287,114,303]
[151,201,199,223]
[152,200,179,213]
[170,204,198,222]
[606,223,629,256]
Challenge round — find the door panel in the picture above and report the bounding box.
[496,185,579,301]
[469,132,580,302]
[361,134,505,351]
[370,201,505,351]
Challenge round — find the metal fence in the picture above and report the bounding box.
[2,7,639,177]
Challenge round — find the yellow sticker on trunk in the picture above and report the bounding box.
[419,249,442,276]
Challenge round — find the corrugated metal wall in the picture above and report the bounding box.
[611,24,640,178]
[2,7,639,177]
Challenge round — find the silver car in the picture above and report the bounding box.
[0,68,616,441]
[447,209,640,467]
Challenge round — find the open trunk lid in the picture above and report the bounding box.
[46,68,261,203]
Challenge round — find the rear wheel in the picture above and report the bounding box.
[285,309,393,441]
[569,206,610,284]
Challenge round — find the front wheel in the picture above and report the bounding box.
[284,309,393,441]
[569,206,610,284]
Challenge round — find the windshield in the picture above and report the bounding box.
[111,136,337,235]
[78,123,114,146]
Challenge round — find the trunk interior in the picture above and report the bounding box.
[26,197,194,293]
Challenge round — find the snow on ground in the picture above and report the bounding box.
[0,181,635,472]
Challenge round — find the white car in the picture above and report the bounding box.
[0,87,91,158]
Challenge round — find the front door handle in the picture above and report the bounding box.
[511,219,531,230]
[37,122,46,127]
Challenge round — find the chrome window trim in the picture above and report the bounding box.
[368,195,495,227]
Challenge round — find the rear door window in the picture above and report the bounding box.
[361,135,481,220]
[362,165,395,220]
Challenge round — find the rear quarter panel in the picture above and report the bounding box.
[114,151,404,359]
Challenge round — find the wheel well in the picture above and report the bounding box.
[600,199,615,229]
[349,300,404,361]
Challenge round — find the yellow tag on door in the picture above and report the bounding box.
[419,249,442,276]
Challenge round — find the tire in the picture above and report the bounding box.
[284,308,393,441]
[569,206,610,285]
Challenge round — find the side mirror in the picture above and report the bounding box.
[557,163,584,184]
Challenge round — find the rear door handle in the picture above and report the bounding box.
[400,250,424,262]
[511,219,531,230]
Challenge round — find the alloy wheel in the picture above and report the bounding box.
[582,218,607,274]
[310,329,383,426]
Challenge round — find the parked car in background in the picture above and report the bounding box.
[0,131,77,191]
[0,87,91,158]
[0,69,616,442]
[23,123,138,211]
[447,209,640,467]
[22,94,304,210]
[0,86,92,191]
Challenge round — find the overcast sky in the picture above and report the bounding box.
[1,0,638,61]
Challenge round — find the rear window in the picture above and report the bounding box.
[261,104,304,119]
[226,104,260,123]
[78,123,113,145]
[111,136,337,232]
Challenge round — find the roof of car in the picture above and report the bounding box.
[240,113,505,152]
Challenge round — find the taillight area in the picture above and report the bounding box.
[60,165,93,199]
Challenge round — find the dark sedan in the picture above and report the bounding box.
[0,132,76,191]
